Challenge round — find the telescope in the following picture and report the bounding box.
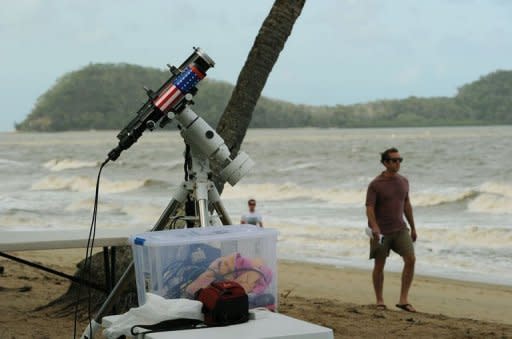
[107,47,215,161]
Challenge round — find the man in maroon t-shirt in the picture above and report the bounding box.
[366,147,417,312]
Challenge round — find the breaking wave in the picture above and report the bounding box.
[467,181,512,214]
[223,182,365,205]
[31,175,166,193]
[419,226,512,247]
[66,198,166,224]
[479,181,512,198]
[468,194,512,214]
[468,181,512,214]
[223,182,480,207]
[412,190,478,207]
[278,162,319,172]
[224,181,511,214]
[43,158,99,171]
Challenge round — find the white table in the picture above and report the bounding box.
[0,227,144,292]
[103,309,333,339]
[0,228,142,251]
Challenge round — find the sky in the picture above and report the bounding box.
[1,0,512,131]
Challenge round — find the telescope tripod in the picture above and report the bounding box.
[81,147,233,339]
[157,146,232,228]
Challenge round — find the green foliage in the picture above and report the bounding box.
[455,70,512,123]
[15,64,512,131]
[17,63,168,131]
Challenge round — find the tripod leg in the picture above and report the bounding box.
[209,186,233,225]
[195,181,210,227]
[81,183,190,338]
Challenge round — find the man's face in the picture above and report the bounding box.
[248,201,256,212]
[383,152,402,173]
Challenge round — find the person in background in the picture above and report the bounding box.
[241,199,263,227]
[365,147,417,312]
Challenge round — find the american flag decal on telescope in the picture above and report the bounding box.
[154,66,205,112]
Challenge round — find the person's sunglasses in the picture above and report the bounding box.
[387,157,403,163]
[249,203,256,206]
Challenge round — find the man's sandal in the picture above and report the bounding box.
[396,303,416,312]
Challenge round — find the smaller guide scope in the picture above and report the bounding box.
[108,48,215,161]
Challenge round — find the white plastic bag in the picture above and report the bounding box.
[103,293,203,339]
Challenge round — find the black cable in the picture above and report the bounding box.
[73,158,109,339]
[169,216,185,229]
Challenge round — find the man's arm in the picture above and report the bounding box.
[365,183,380,238]
[366,205,380,239]
[404,199,417,242]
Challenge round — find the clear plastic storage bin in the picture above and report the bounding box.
[131,225,278,310]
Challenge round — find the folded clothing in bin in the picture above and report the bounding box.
[186,252,273,307]
[163,251,274,309]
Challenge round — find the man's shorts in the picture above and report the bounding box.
[369,228,414,260]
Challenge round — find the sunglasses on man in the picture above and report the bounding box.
[386,157,403,163]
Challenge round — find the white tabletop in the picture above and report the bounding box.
[0,227,145,251]
[142,310,333,339]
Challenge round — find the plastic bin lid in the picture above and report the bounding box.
[130,224,278,247]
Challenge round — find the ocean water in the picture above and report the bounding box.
[1,127,511,285]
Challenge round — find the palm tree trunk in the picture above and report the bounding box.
[215,0,306,191]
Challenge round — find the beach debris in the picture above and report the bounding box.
[0,265,4,274]
[346,307,361,314]
[0,284,32,292]
[18,285,32,292]
[281,288,295,299]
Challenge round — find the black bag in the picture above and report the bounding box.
[195,280,249,326]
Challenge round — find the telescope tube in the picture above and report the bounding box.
[107,48,214,161]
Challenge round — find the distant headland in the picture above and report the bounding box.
[15,64,512,131]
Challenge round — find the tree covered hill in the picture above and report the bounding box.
[15,64,512,131]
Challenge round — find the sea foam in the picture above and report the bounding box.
[223,182,480,208]
[31,175,164,193]
[43,158,99,171]
[466,181,512,214]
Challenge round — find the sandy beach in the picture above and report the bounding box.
[1,249,511,338]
